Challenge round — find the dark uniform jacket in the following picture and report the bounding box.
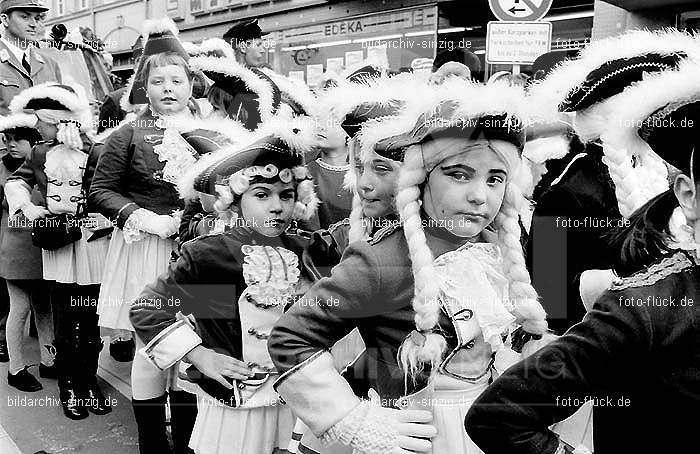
[526,142,621,334]
[130,227,313,407]
[270,221,498,407]
[466,249,700,454]
[89,107,184,228]
[96,86,127,134]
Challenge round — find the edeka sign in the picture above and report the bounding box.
[324,20,364,37]
[486,21,552,65]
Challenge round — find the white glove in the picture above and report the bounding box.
[21,203,50,221]
[320,400,436,454]
[126,208,178,239]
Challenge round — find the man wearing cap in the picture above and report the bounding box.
[223,18,268,69]
[0,0,61,115]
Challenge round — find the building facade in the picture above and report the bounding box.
[43,0,598,84]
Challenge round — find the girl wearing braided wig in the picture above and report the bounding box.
[268,81,551,454]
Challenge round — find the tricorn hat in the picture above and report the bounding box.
[223,18,268,49]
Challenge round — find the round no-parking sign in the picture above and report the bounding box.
[489,0,553,22]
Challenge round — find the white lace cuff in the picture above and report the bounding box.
[122,208,153,244]
[320,401,398,454]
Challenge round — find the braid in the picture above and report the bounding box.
[396,146,446,379]
[494,183,548,335]
[599,139,645,219]
[348,193,371,243]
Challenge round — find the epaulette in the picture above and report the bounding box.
[328,218,350,234]
[610,250,696,291]
[367,220,402,245]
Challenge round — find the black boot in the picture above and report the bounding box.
[133,393,170,454]
[169,390,197,454]
[59,379,89,420]
[57,318,89,420]
[81,338,112,415]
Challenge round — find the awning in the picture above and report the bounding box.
[604,0,699,11]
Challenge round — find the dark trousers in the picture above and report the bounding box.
[51,283,101,389]
[0,277,8,341]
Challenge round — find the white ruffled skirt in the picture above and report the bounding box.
[42,227,110,285]
[189,396,294,454]
[292,375,488,454]
[97,228,176,331]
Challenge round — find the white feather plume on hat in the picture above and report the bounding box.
[188,55,276,124]
[0,113,38,132]
[260,68,318,118]
[601,60,700,217]
[529,29,700,124]
[198,38,235,59]
[141,17,179,39]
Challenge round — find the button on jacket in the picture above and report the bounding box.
[0,41,62,115]
[88,107,184,228]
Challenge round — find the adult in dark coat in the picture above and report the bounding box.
[525,31,695,334]
[526,138,620,334]
[466,49,700,454]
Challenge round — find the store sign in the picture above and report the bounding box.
[489,0,553,22]
[324,20,364,37]
[486,21,552,64]
[283,7,436,43]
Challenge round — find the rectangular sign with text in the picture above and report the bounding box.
[486,21,552,65]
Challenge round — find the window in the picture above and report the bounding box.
[79,0,89,10]
[57,0,65,15]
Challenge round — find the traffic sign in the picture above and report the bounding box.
[489,0,553,22]
[486,21,552,65]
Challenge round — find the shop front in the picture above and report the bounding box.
[268,4,439,87]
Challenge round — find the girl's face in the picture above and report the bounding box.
[35,120,57,141]
[354,149,399,219]
[239,180,297,237]
[423,142,508,238]
[146,65,192,115]
[6,136,32,159]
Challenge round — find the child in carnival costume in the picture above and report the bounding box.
[465,57,700,454]
[5,82,112,420]
[269,79,552,454]
[130,116,320,454]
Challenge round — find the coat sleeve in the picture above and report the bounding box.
[268,240,386,435]
[129,241,203,370]
[5,149,38,213]
[465,287,655,454]
[88,125,139,228]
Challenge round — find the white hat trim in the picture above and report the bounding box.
[188,55,275,124]
[528,29,700,123]
[0,113,38,132]
[142,17,179,39]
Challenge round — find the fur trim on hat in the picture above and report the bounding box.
[261,68,318,117]
[9,82,90,116]
[198,38,235,59]
[177,134,256,200]
[600,61,700,216]
[522,135,570,164]
[181,41,201,57]
[340,55,387,82]
[257,112,320,156]
[529,29,700,124]
[0,113,37,132]
[188,55,275,123]
[142,17,179,39]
